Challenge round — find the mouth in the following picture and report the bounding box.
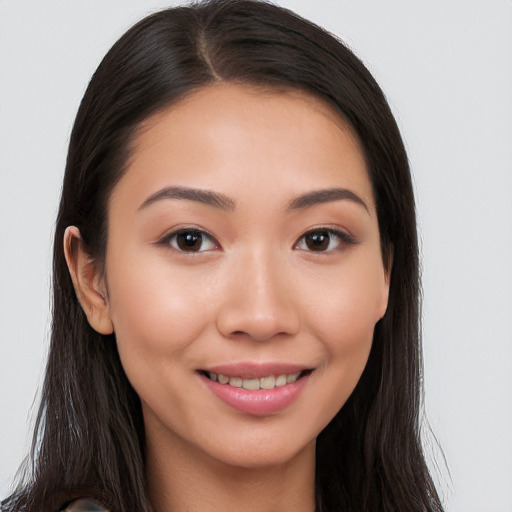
[199,369,313,390]
[198,365,313,415]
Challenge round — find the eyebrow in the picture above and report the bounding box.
[138,186,236,212]
[288,188,369,212]
[138,185,368,214]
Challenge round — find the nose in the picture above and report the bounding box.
[216,250,301,342]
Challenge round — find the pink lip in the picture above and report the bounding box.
[199,366,311,416]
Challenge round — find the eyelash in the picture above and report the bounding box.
[157,227,356,254]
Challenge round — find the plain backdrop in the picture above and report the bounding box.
[1,1,511,510]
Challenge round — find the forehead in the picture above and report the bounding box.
[112,83,374,213]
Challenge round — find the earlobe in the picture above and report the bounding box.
[63,226,114,335]
[378,276,391,320]
[378,249,393,320]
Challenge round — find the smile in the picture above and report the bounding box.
[199,367,313,415]
[203,370,306,390]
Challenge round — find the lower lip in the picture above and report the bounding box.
[200,373,310,416]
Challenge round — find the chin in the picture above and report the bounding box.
[204,434,316,471]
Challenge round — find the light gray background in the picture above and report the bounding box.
[1,1,511,510]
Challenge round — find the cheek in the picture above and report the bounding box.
[104,258,220,425]
[301,253,385,412]
[315,289,375,380]
[305,259,385,348]
[307,296,376,426]
[105,258,215,363]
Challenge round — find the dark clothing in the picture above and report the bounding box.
[61,497,110,511]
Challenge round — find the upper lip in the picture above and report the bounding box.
[200,362,312,378]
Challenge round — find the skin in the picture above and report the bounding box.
[65,83,390,512]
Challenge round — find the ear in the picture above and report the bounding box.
[63,226,114,335]
[377,245,393,320]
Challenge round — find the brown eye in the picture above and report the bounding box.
[294,228,355,253]
[177,231,202,251]
[304,230,330,251]
[166,229,217,252]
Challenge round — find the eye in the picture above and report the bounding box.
[294,228,355,252]
[161,228,218,253]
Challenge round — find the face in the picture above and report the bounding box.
[99,84,389,469]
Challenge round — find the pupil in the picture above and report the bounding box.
[177,231,202,251]
[306,231,329,251]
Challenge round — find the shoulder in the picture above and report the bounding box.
[60,497,110,511]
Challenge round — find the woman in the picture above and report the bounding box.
[2,1,444,511]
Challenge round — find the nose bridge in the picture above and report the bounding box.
[216,245,300,341]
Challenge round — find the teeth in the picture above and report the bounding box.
[229,376,243,387]
[259,375,275,389]
[242,378,260,390]
[208,371,303,390]
[286,372,301,383]
[275,375,287,387]
[218,374,229,384]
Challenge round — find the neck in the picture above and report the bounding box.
[146,428,316,512]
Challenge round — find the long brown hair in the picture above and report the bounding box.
[3,1,443,511]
